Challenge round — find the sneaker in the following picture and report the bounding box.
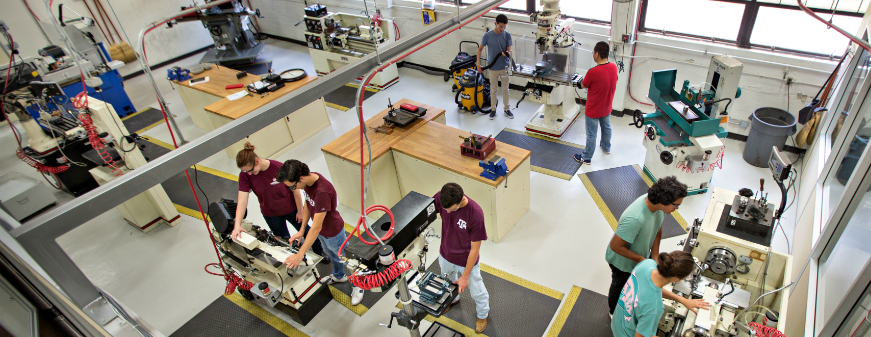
[475,317,488,333]
[489,110,496,119]
[319,274,348,285]
[601,146,610,155]
[609,313,613,319]
[573,154,590,165]
[504,110,514,119]
[351,287,364,306]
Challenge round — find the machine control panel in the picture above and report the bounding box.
[769,146,791,183]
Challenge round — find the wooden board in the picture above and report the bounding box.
[203,75,319,119]
[320,99,446,164]
[391,122,531,187]
[174,66,259,97]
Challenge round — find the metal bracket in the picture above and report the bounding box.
[83,296,117,326]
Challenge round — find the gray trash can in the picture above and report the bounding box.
[743,107,797,168]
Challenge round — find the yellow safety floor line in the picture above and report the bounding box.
[224,292,309,337]
[546,285,583,337]
[328,285,369,316]
[403,263,565,336]
[343,83,381,93]
[325,102,351,111]
[578,173,620,231]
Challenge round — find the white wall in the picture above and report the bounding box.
[250,0,839,135]
[1,0,213,76]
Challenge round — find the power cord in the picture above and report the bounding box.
[192,164,210,213]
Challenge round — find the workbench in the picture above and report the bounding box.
[175,66,330,159]
[321,99,531,242]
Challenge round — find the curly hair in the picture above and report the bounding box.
[647,176,688,205]
[439,183,464,209]
[277,159,309,183]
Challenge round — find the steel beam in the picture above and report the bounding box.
[9,0,505,310]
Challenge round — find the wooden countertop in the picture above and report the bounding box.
[391,122,531,187]
[320,99,446,164]
[174,66,259,97]
[204,75,319,119]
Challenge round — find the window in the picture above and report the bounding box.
[644,0,746,41]
[554,1,613,22]
[751,7,861,56]
[499,0,527,11]
[641,0,865,58]
[817,168,871,332]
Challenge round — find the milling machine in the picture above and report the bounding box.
[516,0,583,138]
[636,57,743,195]
[302,5,399,90]
[174,0,265,65]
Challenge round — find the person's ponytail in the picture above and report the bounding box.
[657,251,694,279]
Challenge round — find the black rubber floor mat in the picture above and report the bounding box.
[414,262,564,337]
[323,84,377,111]
[548,286,613,337]
[121,107,164,134]
[579,165,687,239]
[170,294,307,336]
[494,128,584,180]
[228,60,273,75]
[139,137,239,215]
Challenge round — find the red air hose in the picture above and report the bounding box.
[341,0,507,290]
[748,322,786,337]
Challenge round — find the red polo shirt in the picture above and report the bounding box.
[582,62,619,118]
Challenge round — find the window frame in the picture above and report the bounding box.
[439,0,613,25]
[639,0,864,59]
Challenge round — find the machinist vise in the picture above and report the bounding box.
[479,155,507,181]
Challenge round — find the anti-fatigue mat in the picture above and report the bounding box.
[494,128,585,180]
[139,136,240,218]
[323,84,377,111]
[121,107,164,134]
[170,293,307,337]
[228,60,273,76]
[546,286,613,337]
[405,262,564,337]
[578,164,688,239]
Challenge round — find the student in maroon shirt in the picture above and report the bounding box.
[434,183,490,333]
[574,41,619,165]
[277,159,364,306]
[230,143,323,256]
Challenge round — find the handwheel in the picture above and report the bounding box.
[660,151,674,165]
[238,287,255,301]
[646,127,656,141]
[631,109,644,128]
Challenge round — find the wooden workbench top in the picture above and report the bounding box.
[204,75,319,119]
[174,66,259,97]
[320,99,446,164]
[391,122,531,187]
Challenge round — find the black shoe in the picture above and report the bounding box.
[504,110,514,119]
[489,110,496,119]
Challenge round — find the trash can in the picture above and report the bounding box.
[743,107,797,168]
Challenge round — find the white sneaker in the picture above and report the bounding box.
[601,146,610,155]
[319,274,348,284]
[351,287,365,306]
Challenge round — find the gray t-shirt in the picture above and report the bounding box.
[480,30,512,71]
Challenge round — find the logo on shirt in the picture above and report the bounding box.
[306,194,315,207]
[620,273,639,321]
[271,178,281,185]
[457,219,467,229]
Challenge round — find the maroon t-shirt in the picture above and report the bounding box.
[433,192,488,267]
[303,173,344,238]
[582,62,618,119]
[238,159,296,217]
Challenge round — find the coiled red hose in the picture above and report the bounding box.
[748,322,786,337]
[78,113,123,177]
[16,149,69,173]
[225,274,254,296]
[349,259,412,290]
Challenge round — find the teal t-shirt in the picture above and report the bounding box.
[611,259,664,337]
[605,195,664,272]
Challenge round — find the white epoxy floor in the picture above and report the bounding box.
[0,39,800,336]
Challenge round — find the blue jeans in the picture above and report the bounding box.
[438,255,490,319]
[262,211,324,256]
[581,115,612,161]
[319,230,348,279]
